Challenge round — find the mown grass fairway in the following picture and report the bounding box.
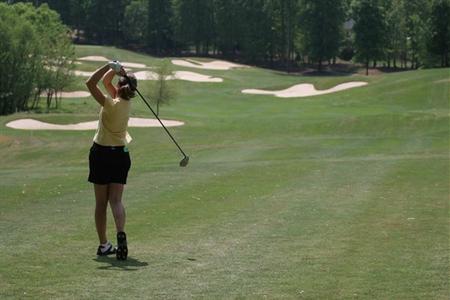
[0,45,448,299]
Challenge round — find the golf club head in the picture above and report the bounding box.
[179,156,189,167]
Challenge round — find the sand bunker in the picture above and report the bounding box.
[40,91,90,98]
[242,82,368,98]
[172,59,246,70]
[173,71,223,82]
[73,68,141,78]
[134,71,222,82]
[77,57,149,69]
[73,70,93,77]
[6,118,184,130]
[134,71,158,80]
[78,56,110,62]
[73,57,222,82]
[121,62,147,68]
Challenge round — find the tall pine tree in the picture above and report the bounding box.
[174,0,214,55]
[214,0,242,57]
[353,0,385,75]
[428,0,450,67]
[300,0,345,71]
[147,0,174,54]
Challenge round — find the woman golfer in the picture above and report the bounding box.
[86,61,137,260]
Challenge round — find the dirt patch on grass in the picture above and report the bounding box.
[0,135,13,144]
[434,78,450,84]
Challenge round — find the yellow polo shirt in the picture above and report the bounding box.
[93,95,132,146]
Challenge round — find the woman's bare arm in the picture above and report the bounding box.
[86,64,110,106]
[102,69,117,99]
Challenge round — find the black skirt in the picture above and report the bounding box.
[88,143,131,185]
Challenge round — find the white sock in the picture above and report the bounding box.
[100,242,111,252]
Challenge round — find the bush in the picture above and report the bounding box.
[148,59,176,117]
[0,2,75,115]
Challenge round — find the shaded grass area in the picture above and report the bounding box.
[0,45,448,299]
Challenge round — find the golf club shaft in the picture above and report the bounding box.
[134,88,187,158]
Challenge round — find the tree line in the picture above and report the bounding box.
[0,0,448,115]
[0,2,74,115]
[6,0,449,73]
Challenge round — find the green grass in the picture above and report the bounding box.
[0,45,448,299]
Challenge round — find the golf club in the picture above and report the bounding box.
[124,75,189,167]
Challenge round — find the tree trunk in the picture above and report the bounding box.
[56,92,60,109]
[156,96,160,117]
[31,89,40,109]
[46,92,53,111]
[366,58,369,76]
[195,42,200,55]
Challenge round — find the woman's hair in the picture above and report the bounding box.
[117,73,137,100]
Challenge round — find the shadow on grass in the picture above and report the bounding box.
[93,256,149,271]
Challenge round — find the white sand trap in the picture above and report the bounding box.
[134,71,158,80]
[172,59,246,70]
[73,70,93,77]
[121,62,147,68]
[242,82,368,98]
[134,70,222,82]
[77,56,149,69]
[6,118,184,131]
[78,56,109,62]
[173,71,223,82]
[74,67,222,82]
[73,70,131,77]
[40,91,90,98]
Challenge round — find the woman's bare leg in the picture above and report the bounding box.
[94,184,109,244]
[108,183,126,233]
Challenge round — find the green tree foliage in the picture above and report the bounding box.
[278,0,299,68]
[147,0,174,54]
[85,0,129,44]
[174,0,215,55]
[0,2,75,115]
[3,0,448,75]
[68,0,91,42]
[384,0,407,68]
[264,0,299,69]
[300,0,346,70]
[428,0,450,67]
[239,0,272,62]
[124,0,148,46]
[402,0,431,69]
[214,0,242,57]
[353,0,386,75]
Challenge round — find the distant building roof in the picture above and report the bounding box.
[344,19,355,30]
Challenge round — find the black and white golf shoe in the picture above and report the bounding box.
[116,231,128,261]
[96,242,116,256]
